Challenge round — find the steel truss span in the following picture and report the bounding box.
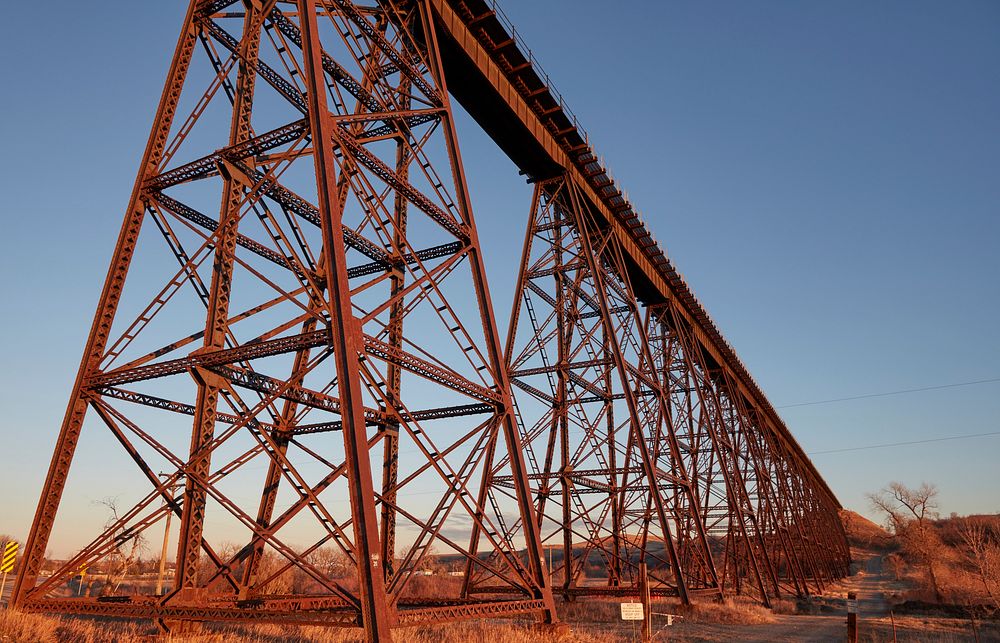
[503,178,849,607]
[14,0,848,639]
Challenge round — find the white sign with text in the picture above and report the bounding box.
[620,602,644,620]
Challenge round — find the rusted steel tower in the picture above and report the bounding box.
[501,177,849,606]
[14,0,849,639]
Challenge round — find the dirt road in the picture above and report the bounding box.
[662,553,993,642]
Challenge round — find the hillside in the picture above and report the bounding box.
[839,509,893,548]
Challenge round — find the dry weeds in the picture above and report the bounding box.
[0,595,783,643]
[681,597,776,625]
[0,609,146,642]
[0,610,592,643]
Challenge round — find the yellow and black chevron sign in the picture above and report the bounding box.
[1,541,18,573]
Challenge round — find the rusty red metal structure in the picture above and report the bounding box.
[13,0,849,640]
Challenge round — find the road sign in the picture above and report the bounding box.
[847,598,858,614]
[620,602,644,620]
[1,541,18,573]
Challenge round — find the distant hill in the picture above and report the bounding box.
[934,513,1000,548]
[840,509,893,548]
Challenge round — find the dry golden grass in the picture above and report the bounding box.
[0,611,588,643]
[0,609,147,642]
[0,610,60,642]
[767,597,801,615]
[857,614,1000,643]
[204,620,575,643]
[16,584,998,643]
[557,598,622,623]
[556,595,775,628]
[681,597,776,625]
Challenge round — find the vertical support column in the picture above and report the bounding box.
[552,210,574,596]
[566,181,691,605]
[174,6,262,594]
[11,0,201,609]
[465,182,545,597]
[661,300,771,605]
[710,379,779,602]
[802,484,839,585]
[380,80,411,584]
[238,318,317,597]
[785,463,827,593]
[658,314,704,588]
[741,406,808,596]
[297,0,393,638]
[420,0,556,621]
[564,182,721,601]
[723,382,798,597]
[606,330,623,588]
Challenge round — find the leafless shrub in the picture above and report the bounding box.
[93,497,147,595]
[884,552,905,580]
[959,522,1000,611]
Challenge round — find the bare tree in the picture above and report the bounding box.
[868,481,945,602]
[959,522,1000,611]
[398,542,438,574]
[311,546,351,579]
[95,497,148,595]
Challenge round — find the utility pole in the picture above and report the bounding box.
[548,545,552,586]
[156,474,178,596]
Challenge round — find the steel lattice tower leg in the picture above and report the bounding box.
[498,176,724,603]
[12,1,558,638]
[13,0,849,630]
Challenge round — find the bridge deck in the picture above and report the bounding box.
[427,0,839,509]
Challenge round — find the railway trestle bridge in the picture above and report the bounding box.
[13,1,849,640]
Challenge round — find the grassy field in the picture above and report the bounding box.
[0,598,774,643]
[2,594,995,643]
[2,510,997,641]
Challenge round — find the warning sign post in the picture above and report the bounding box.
[1,540,19,603]
[620,602,644,620]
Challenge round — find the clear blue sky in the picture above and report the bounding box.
[0,1,997,555]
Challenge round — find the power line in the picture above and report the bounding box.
[778,377,1000,409]
[809,430,1000,455]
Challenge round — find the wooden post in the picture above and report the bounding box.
[847,591,858,643]
[639,562,652,643]
[156,507,173,595]
[890,610,897,643]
